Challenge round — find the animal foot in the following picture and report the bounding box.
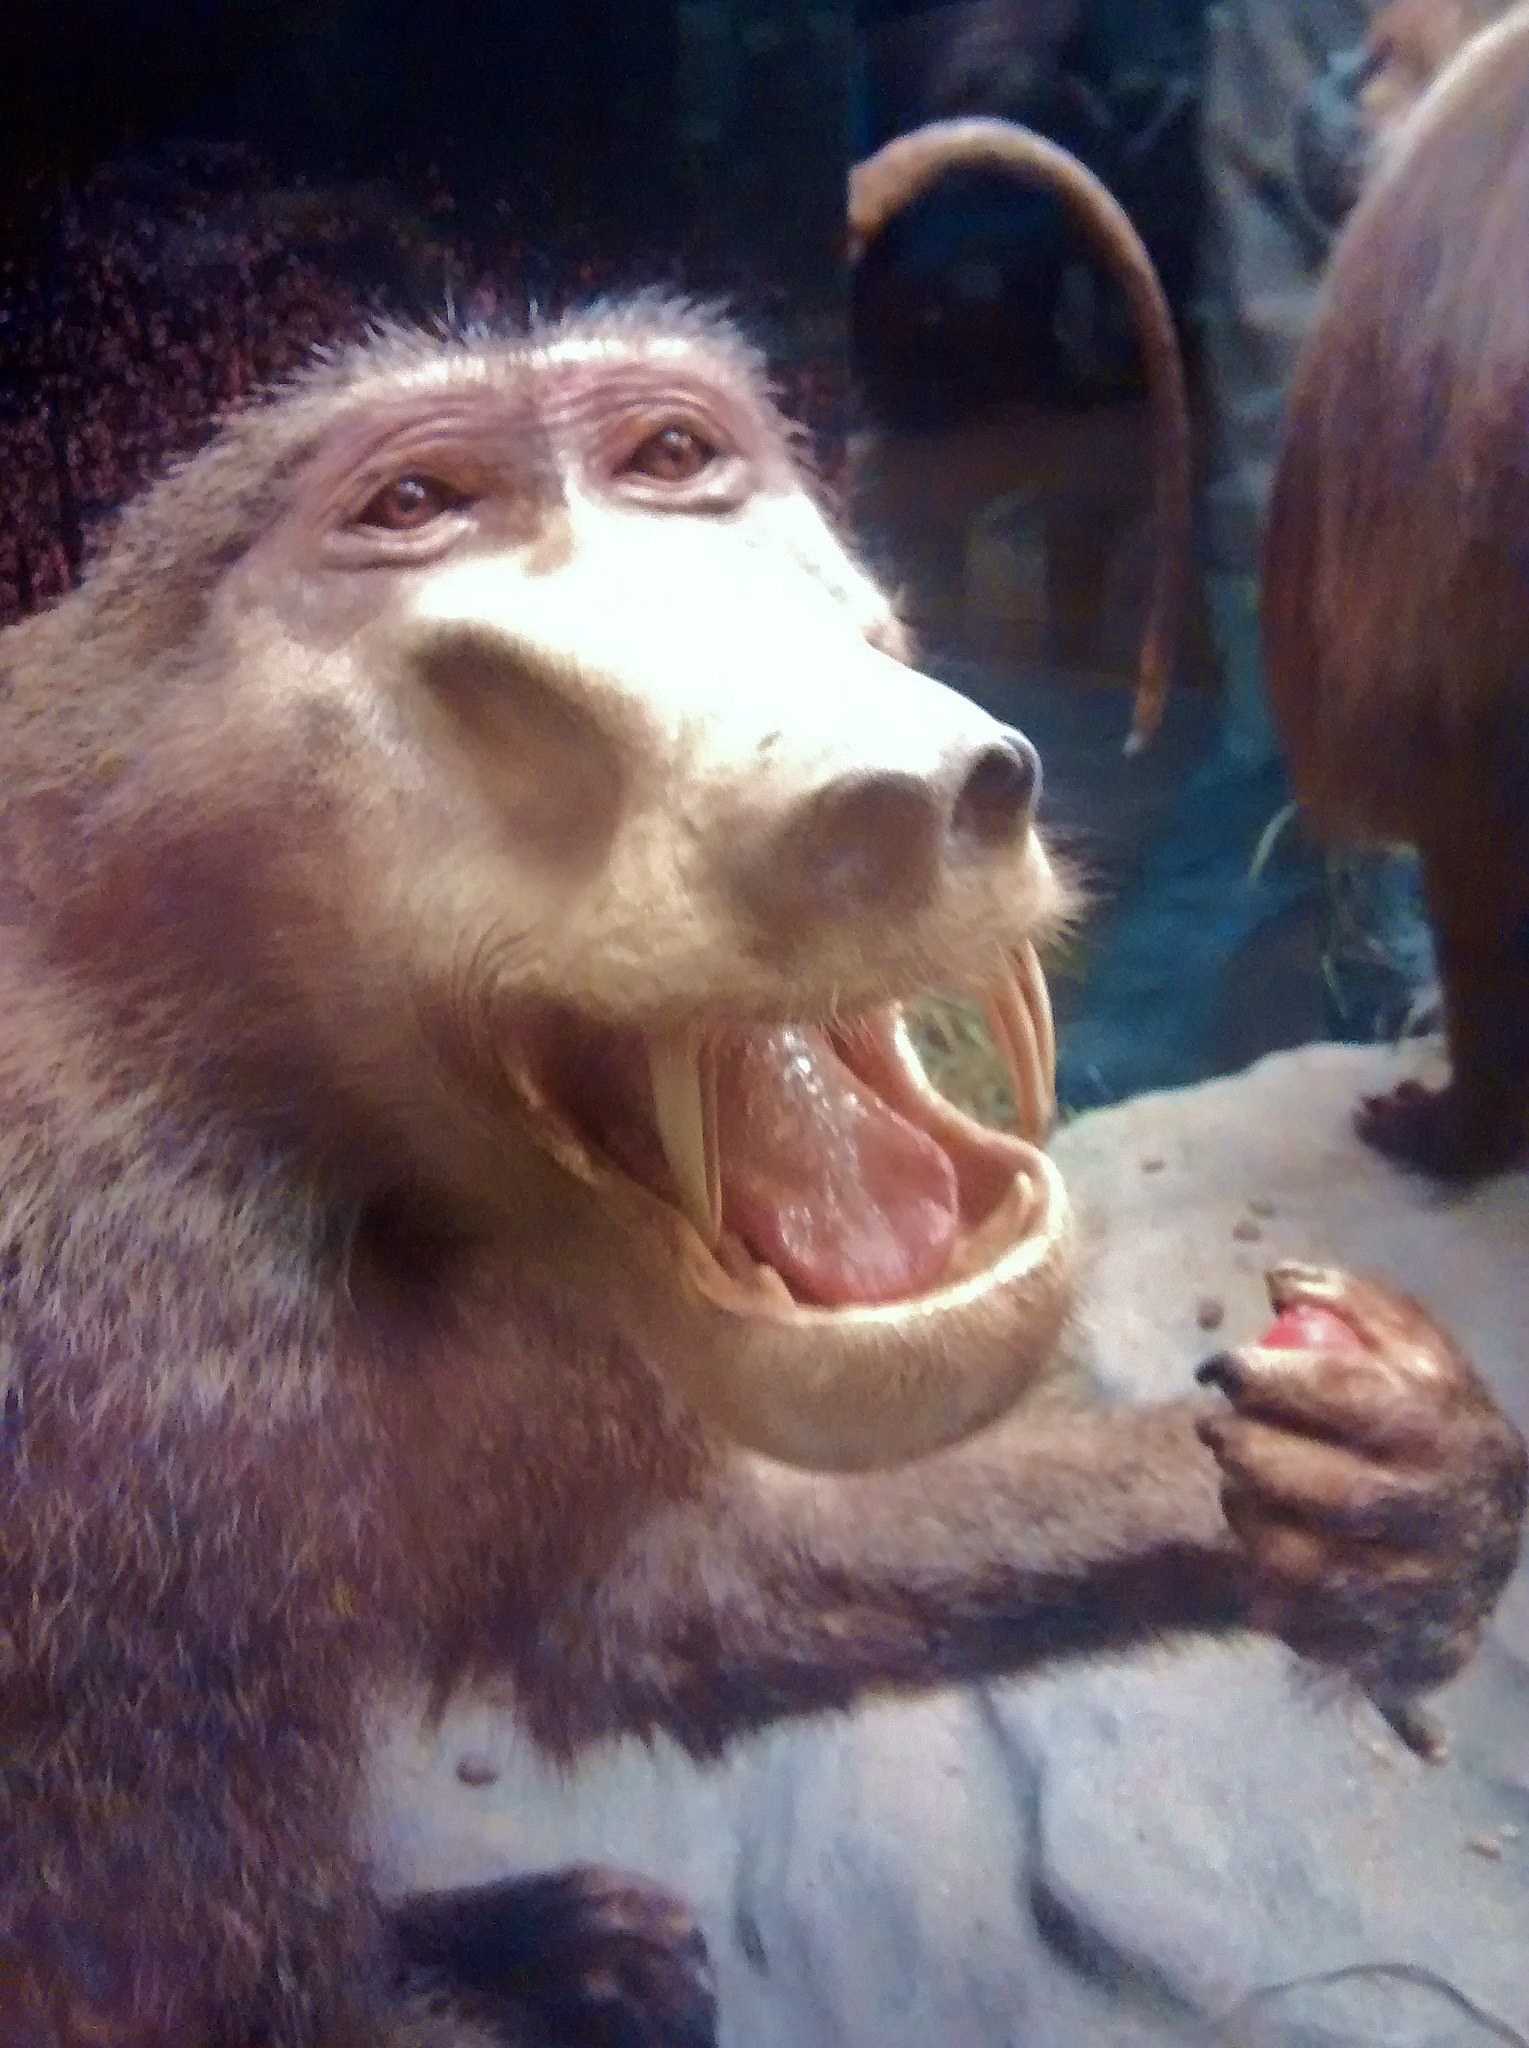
[393,1865,717,2048]
[527,1869,716,2048]
[1356,1075,1525,1180]
[1195,1262,1527,1710]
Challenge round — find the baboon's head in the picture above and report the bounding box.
[4,301,1072,1469]
[1294,0,1512,230]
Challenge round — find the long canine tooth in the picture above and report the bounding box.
[754,1263,794,1305]
[985,958,1050,1144]
[648,1030,721,1244]
[1013,941,1056,1114]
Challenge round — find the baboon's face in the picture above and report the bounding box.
[58,316,1072,1467]
[1295,0,1502,227]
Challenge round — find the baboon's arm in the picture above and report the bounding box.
[528,1398,1240,1755]
[529,1263,1527,1761]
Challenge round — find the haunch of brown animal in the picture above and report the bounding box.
[1264,7,1529,1177]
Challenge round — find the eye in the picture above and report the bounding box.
[352,475,464,532]
[621,425,720,485]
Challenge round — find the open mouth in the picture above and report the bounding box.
[508,942,1058,1319]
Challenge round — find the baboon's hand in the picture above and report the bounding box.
[393,1865,717,2048]
[1195,1262,1526,1724]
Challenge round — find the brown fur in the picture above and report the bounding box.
[0,303,1522,2047]
[848,118,1193,752]
[1264,6,1529,1176]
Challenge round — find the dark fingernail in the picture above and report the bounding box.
[1196,1351,1242,1395]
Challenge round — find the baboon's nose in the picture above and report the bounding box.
[752,728,1041,925]
[951,730,1041,849]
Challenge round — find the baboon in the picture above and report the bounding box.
[849,118,1192,752]
[1264,4,1529,1178]
[1293,0,1516,229]
[0,302,1522,2047]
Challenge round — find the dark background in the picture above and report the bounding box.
[0,0,855,314]
[0,2,685,285]
[0,3,680,217]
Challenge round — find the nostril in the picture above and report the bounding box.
[951,730,1041,849]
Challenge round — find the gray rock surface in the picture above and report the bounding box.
[369,1041,1529,2048]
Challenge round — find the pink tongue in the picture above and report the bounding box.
[715,1025,960,1307]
